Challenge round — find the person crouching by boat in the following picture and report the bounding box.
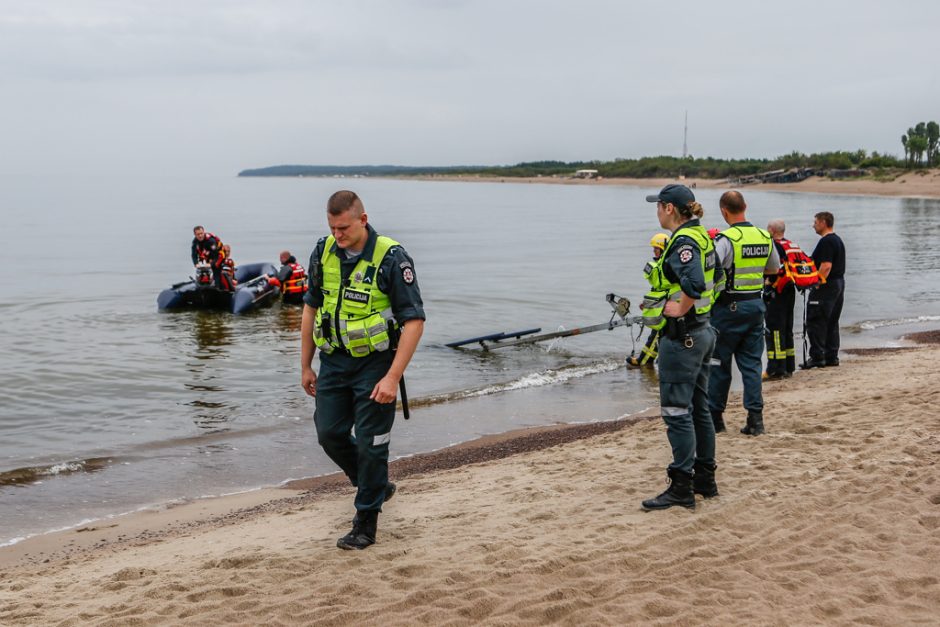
[640,184,719,511]
[627,232,669,369]
[277,250,308,303]
[219,244,237,291]
[191,226,226,289]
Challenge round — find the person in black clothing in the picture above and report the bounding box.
[191,226,225,288]
[763,219,797,379]
[802,211,846,369]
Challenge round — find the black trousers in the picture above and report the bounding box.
[764,284,796,375]
[805,278,845,364]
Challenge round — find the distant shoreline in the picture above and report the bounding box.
[382,170,940,199]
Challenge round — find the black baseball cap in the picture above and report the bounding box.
[646,184,695,208]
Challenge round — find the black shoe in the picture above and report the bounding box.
[337,510,378,550]
[740,410,765,436]
[825,358,840,367]
[692,461,719,498]
[800,359,826,370]
[642,469,695,511]
[763,371,786,381]
[711,410,726,433]
[384,482,397,503]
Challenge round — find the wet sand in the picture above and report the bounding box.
[2,335,939,625]
[404,169,940,199]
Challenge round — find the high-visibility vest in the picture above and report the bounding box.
[641,223,716,330]
[283,263,308,295]
[312,235,398,357]
[718,225,772,295]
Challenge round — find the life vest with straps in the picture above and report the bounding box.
[641,223,717,330]
[716,225,772,297]
[283,262,307,295]
[775,238,821,292]
[195,233,224,266]
[312,235,398,357]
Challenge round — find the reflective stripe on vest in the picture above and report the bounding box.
[284,262,307,294]
[641,224,716,330]
[720,225,772,294]
[312,235,399,357]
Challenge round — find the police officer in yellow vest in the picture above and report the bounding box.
[708,191,780,436]
[640,184,720,511]
[300,190,425,550]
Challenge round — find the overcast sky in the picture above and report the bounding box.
[1,0,938,176]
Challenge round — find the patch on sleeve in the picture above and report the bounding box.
[402,267,415,284]
[677,245,694,264]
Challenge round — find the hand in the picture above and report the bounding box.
[301,368,317,397]
[370,374,399,404]
[663,300,682,317]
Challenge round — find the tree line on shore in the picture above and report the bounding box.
[901,121,939,168]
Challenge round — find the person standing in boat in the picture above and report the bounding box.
[191,226,226,289]
[300,190,425,550]
[219,244,237,291]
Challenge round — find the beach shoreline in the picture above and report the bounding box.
[390,169,940,199]
[2,333,939,624]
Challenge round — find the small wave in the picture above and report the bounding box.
[0,457,114,487]
[849,315,940,332]
[411,360,622,408]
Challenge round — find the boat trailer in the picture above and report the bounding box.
[446,293,643,351]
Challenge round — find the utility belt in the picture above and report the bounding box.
[663,314,707,345]
[717,291,762,311]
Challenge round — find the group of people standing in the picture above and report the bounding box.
[637,184,846,512]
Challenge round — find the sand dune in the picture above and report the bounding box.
[2,344,939,625]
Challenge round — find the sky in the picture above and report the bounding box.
[1,0,938,176]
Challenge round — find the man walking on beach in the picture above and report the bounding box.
[300,190,425,550]
[708,191,780,436]
[802,211,846,369]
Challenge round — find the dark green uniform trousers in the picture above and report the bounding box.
[658,323,718,474]
[315,351,395,512]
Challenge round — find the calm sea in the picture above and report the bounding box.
[1,174,938,545]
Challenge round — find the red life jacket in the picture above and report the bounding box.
[776,238,820,292]
[283,262,308,294]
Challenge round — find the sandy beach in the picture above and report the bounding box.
[406,169,940,199]
[2,334,939,625]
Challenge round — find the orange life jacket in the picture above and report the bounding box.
[776,238,821,292]
[283,262,307,294]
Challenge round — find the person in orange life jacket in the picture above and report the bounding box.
[627,233,669,369]
[300,190,425,551]
[762,220,799,380]
[801,211,846,369]
[276,250,308,301]
[707,191,780,437]
[191,226,226,288]
[219,244,236,291]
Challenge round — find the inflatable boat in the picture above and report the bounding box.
[157,262,281,314]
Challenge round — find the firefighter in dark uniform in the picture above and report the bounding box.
[763,219,798,379]
[300,190,425,550]
[277,250,308,304]
[707,191,780,436]
[191,226,226,289]
[802,211,846,369]
[640,184,720,511]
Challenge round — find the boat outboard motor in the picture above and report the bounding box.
[194,261,214,289]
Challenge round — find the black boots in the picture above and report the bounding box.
[642,468,695,511]
[337,510,378,550]
[711,409,726,433]
[692,461,719,498]
[740,411,765,436]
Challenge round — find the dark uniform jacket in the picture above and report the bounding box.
[660,218,715,325]
[191,234,221,266]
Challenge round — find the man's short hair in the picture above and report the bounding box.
[768,219,786,235]
[815,211,834,228]
[719,191,746,214]
[193,225,204,233]
[327,190,363,216]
